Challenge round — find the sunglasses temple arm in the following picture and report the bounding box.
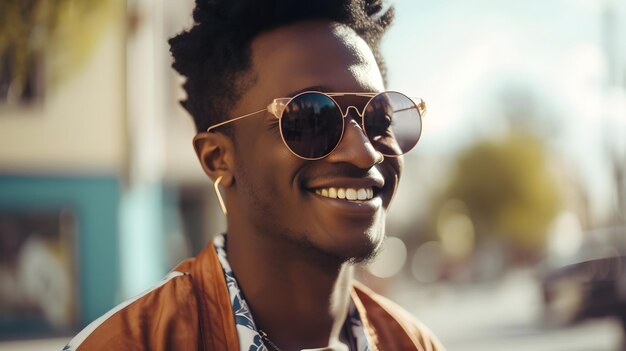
[392,100,427,116]
[206,108,267,132]
[417,99,427,117]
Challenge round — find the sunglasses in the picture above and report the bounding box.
[206,91,426,160]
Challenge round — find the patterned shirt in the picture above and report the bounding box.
[213,234,372,351]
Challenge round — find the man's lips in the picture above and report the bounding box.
[302,177,385,214]
[306,187,383,217]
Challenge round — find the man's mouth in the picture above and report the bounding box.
[313,187,375,201]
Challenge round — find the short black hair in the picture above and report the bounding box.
[169,0,395,133]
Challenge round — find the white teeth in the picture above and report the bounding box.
[337,188,346,199]
[314,187,375,201]
[328,188,337,199]
[357,188,367,200]
[346,188,357,200]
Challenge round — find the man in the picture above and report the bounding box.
[65,0,443,350]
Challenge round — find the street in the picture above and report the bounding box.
[390,269,624,351]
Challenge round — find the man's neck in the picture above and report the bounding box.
[225,229,353,351]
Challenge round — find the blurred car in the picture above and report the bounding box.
[540,227,626,327]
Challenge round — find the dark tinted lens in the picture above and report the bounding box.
[363,92,422,156]
[280,92,343,159]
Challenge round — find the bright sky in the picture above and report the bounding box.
[382,0,626,222]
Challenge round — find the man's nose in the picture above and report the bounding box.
[324,114,382,168]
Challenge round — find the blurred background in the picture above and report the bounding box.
[0,0,625,350]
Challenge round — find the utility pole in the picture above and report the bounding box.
[602,0,626,225]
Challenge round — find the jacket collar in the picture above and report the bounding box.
[186,238,427,351]
[190,240,240,351]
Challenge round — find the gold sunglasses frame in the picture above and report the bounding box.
[205,91,427,161]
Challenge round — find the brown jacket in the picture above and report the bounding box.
[65,241,444,351]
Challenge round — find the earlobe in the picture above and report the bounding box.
[192,132,235,187]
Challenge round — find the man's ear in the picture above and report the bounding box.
[192,132,235,187]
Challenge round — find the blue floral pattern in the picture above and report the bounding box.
[346,303,372,351]
[250,335,265,351]
[214,235,267,351]
[213,234,371,351]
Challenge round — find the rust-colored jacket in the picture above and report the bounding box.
[65,241,444,351]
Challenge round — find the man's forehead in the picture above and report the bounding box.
[252,21,365,63]
[248,20,384,98]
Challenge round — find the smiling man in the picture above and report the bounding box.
[64,0,443,350]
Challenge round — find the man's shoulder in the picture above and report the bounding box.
[352,281,446,351]
[64,260,199,351]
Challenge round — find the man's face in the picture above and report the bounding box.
[228,20,403,263]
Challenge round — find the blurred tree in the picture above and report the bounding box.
[0,0,116,103]
[443,133,560,260]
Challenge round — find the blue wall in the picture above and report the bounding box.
[0,175,121,327]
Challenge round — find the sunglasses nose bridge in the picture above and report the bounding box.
[341,105,364,119]
[341,106,367,136]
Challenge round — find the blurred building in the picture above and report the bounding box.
[0,0,223,340]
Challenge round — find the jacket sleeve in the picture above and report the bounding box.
[63,271,199,351]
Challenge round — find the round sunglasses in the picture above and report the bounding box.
[206,91,426,160]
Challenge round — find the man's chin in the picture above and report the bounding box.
[345,248,378,265]
[273,220,386,267]
[345,234,385,265]
[315,227,386,265]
